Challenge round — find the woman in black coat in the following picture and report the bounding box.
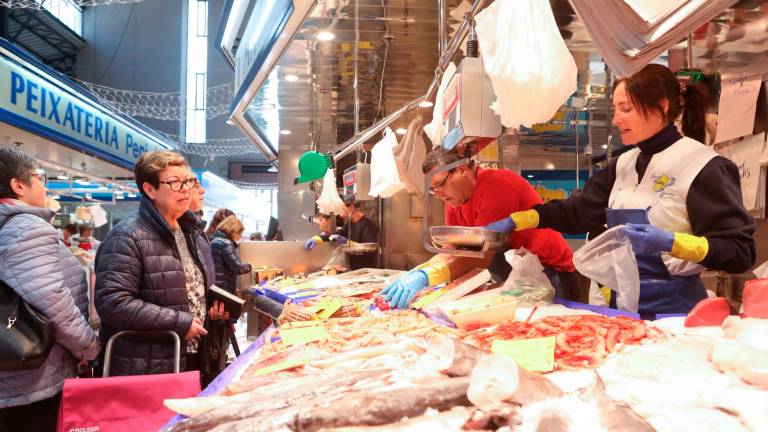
[210,215,251,293]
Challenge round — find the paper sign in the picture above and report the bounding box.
[279,326,330,346]
[726,133,766,210]
[716,76,762,143]
[491,336,556,372]
[251,357,308,376]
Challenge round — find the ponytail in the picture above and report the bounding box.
[681,82,708,144]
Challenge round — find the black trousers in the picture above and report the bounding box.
[0,392,62,432]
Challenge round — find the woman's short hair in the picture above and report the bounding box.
[0,148,37,199]
[206,208,235,237]
[134,151,188,198]
[217,215,245,238]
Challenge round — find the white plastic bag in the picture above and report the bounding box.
[501,248,555,305]
[316,169,346,215]
[424,62,457,147]
[573,226,640,312]
[393,116,427,195]
[475,0,577,128]
[368,128,406,198]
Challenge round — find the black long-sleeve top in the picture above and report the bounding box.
[534,125,756,274]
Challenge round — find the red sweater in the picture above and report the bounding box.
[445,167,575,272]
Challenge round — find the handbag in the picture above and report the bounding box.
[0,213,54,370]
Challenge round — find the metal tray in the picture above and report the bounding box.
[341,242,379,255]
[430,226,507,252]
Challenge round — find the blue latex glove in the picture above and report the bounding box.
[303,237,318,250]
[380,270,429,309]
[329,234,349,246]
[618,223,674,255]
[484,216,516,233]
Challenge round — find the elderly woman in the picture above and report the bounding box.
[0,148,100,430]
[95,151,224,376]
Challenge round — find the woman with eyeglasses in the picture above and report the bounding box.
[381,147,575,309]
[0,148,100,431]
[95,150,225,377]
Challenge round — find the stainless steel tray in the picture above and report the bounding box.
[430,226,507,252]
[341,242,379,255]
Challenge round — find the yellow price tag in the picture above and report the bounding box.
[280,326,330,346]
[317,299,344,319]
[251,357,308,376]
[411,288,445,309]
[491,336,556,372]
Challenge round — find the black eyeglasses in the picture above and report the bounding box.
[158,177,198,192]
[31,168,47,186]
[428,170,454,195]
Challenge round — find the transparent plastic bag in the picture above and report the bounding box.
[475,0,577,128]
[501,248,555,305]
[368,128,405,198]
[316,169,346,215]
[573,226,640,312]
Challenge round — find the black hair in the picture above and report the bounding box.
[0,147,36,199]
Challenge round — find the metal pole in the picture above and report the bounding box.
[687,33,693,69]
[574,109,580,189]
[438,0,447,55]
[353,0,360,135]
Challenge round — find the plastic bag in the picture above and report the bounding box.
[316,169,345,215]
[393,115,427,195]
[356,161,373,201]
[424,62,457,147]
[501,248,555,305]
[323,247,350,272]
[475,0,577,128]
[368,128,405,198]
[573,226,640,312]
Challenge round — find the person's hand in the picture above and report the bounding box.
[484,216,516,233]
[208,300,230,321]
[304,236,320,250]
[184,318,208,341]
[380,270,430,309]
[618,223,674,255]
[329,235,349,246]
[279,301,314,322]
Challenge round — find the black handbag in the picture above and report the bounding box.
[0,213,54,370]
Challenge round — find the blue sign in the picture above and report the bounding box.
[0,42,173,169]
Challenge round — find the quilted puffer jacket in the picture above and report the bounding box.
[95,198,214,376]
[0,201,99,408]
[210,231,252,294]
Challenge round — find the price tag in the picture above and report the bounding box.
[491,336,556,372]
[279,326,330,346]
[411,288,445,309]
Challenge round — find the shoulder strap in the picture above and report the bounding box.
[0,213,19,232]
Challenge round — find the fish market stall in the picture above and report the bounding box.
[161,270,768,431]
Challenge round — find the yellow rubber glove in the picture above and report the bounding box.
[414,261,452,286]
[670,232,709,263]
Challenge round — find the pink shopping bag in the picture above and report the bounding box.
[56,371,200,432]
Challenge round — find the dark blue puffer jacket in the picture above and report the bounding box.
[95,198,214,376]
[209,231,252,294]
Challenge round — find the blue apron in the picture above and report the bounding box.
[605,208,706,319]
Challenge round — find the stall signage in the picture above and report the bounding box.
[0,55,171,168]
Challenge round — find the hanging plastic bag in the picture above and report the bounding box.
[368,128,405,198]
[316,169,346,215]
[393,116,427,195]
[424,62,457,147]
[475,0,577,128]
[501,248,555,305]
[355,160,373,201]
[573,226,640,312]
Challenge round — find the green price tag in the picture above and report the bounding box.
[491,336,556,372]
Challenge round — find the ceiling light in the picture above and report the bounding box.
[280,129,292,135]
[602,144,608,149]
[545,163,555,170]
[527,174,534,179]
[127,192,137,198]
[56,172,69,180]
[395,128,407,135]
[75,179,91,186]
[285,74,299,82]
[268,166,278,173]
[419,101,434,108]
[316,30,335,41]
